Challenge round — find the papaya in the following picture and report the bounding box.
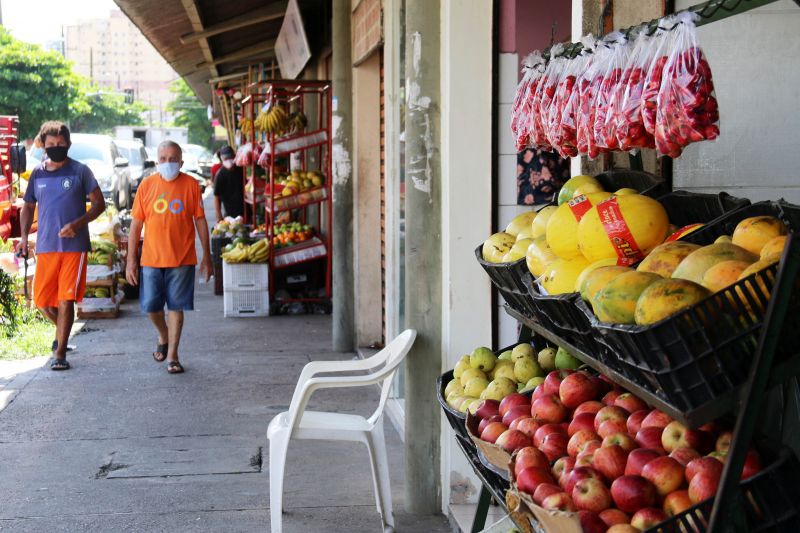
[636,241,701,278]
[581,265,633,304]
[760,235,787,262]
[526,236,558,278]
[701,260,751,293]
[671,242,758,284]
[547,192,613,260]
[732,216,787,256]
[664,223,704,242]
[557,175,602,205]
[577,194,670,264]
[593,271,661,324]
[482,232,515,263]
[541,257,590,295]
[532,205,557,238]
[574,258,617,293]
[735,257,779,316]
[634,279,712,326]
[505,211,538,238]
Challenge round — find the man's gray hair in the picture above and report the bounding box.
[157,140,182,158]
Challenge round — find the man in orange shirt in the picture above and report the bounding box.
[125,141,212,374]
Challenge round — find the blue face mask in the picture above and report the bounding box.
[158,162,181,181]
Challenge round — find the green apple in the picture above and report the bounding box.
[483,377,517,401]
[470,347,497,372]
[453,355,471,379]
[537,347,557,372]
[460,368,486,387]
[493,364,517,382]
[514,357,543,382]
[498,350,513,361]
[464,376,489,397]
[555,346,581,370]
[444,379,463,398]
[511,343,536,362]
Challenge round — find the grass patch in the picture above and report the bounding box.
[0,316,54,360]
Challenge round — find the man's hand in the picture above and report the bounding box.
[126,256,139,286]
[58,222,78,238]
[14,238,29,258]
[198,255,213,282]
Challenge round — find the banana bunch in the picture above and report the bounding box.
[254,105,289,135]
[238,116,253,136]
[287,111,308,134]
[246,239,269,263]
[84,287,111,298]
[91,239,117,254]
[222,243,250,264]
[88,251,112,265]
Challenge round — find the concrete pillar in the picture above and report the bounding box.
[331,0,355,352]
[403,0,442,515]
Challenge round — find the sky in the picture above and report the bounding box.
[1,0,118,45]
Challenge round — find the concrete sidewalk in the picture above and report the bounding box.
[0,284,449,531]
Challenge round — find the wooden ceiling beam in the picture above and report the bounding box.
[179,1,287,44]
[195,40,277,68]
[179,0,219,79]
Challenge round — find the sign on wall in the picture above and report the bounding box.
[275,0,311,79]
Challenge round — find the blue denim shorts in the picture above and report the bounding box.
[140,266,195,313]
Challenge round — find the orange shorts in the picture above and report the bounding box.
[33,252,88,309]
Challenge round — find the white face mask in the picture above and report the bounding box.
[158,162,181,181]
[222,159,234,169]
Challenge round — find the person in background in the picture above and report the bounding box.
[16,121,106,370]
[125,141,212,374]
[209,149,222,186]
[213,145,244,221]
[516,148,571,205]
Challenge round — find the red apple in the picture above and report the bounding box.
[531,385,547,402]
[602,432,638,453]
[699,421,720,435]
[568,429,601,457]
[641,409,672,429]
[670,447,701,466]
[626,410,649,436]
[503,405,533,427]
[630,507,668,530]
[685,456,723,484]
[663,489,693,516]
[516,466,555,495]
[514,447,550,477]
[614,393,648,414]
[641,456,685,496]
[565,466,602,494]
[474,399,500,421]
[514,417,541,439]
[532,394,568,424]
[688,470,721,504]
[574,400,605,417]
[602,390,622,405]
[499,393,530,417]
[533,483,563,505]
[576,451,596,468]
[594,444,629,481]
[594,406,629,432]
[599,508,630,527]
[625,448,662,476]
[635,426,666,453]
[607,525,639,533]
[611,475,657,514]
[543,370,572,396]
[591,375,612,397]
[661,421,713,454]
[480,421,507,444]
[742,449,762,480]
[708,450,727,463]
[559,372,597,408]
[573,477,613,513]
[541,492,576,512]
[568,412,597,437]
[716,431,733,453]
[578,510,607,533]
[541,431,569,462]
[533,423,566,447]
[478,414,503,436]
[552,456,576,484]
[598,419,629,439]
[496,429,532,454]
[579,440,602,456]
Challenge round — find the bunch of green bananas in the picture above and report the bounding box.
[88,251,112,265]
[287,111,308,134]
[222,242,250,264]
[246,239,269,263]
[254,105,289,135]
[84,287,111,298]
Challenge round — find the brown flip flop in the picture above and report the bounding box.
[167,361,184,374]
[153,343,168,362]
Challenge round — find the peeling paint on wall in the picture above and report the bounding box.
[406,31,434,198]
[332,114,352,187]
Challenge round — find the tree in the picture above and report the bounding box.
[166,78,215,149]
[71,90,147,134]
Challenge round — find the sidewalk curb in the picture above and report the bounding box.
[0,357,46,414]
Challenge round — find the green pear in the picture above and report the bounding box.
[459,397,478,413]
[483,377,517,401]
[498,350,514,361]
[493,364,517,382]
[555,346,581,370]
[444,379,463,398]
[491,360,514,378]
[446,390,462,404]
[517,382,526,392]
[537,347,557,372]
[514,357,543,383]
[460,368,486,387]
[524,376,545,391]
[453,356,471,379]
[467,400,483,415]
[511,343,536,362]
[464,376,489,397]
[447,395,467,409]
[470,347,497,372]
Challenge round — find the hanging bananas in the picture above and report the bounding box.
[287,111,308,134]
[238,116,253,136]
[254,105,289,136]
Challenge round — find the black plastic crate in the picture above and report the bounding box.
[594,168,668,199]
[657,190,750,228]
[527,286,601,357]
[474,245,537,318]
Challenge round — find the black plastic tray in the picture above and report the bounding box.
[656,190,750,228]
[474,246,537,319]
[594,168,668,199]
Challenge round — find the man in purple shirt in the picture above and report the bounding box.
[16,122,106,370]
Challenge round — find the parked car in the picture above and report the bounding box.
[69,133,132,210]
[115,139,155,193]
[181,143,213,178]
[145,145,207,191]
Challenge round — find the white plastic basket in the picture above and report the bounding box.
[223,288,270,317]
[222,262,269,290]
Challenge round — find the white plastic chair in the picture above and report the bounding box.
[266,329,417,533]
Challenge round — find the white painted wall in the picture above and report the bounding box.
[441,0,495,512]
[673,0,800,203]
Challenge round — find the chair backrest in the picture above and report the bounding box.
[368,329,416,425]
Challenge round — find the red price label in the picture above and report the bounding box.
[596,196,644,266]
[568,195,594,221]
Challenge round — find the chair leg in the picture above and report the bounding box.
[365,419,394,530]
[269,431,290,533]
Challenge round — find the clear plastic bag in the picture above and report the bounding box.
[511,52,546,151]
[641,20,674,137]
[592,32,629,151]
[614,29,657,151]
[655,12,720,158]
[234,143,254,167]
[576,42,610,158]
[548,41,593,158]
[529,44,565,151]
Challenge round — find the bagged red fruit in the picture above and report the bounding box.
[641,19,676,137]
[655,11,720,158]
[511,52,546,151]
[614,29,657,151]
[548,47,593,158]
[592,32,629,151]
[529,44,566,151]
[576,42,610,158]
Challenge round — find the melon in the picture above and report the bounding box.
[506,211,538,238]
[557,175,602,205]
[541,257,590,295]
[573,182,605,198]
[634,279,712,326]
[516,225,535,241]
[665,223,704,242]
[760,235,787,262]
[715,235,732,244]
[593,271,662,324]
[671,243,758,284]
[614,188,638,196]
[732,216,787,256]
[580,265,633,304]
[574,258,617,293]
[701,260,751,292]
[482,232,516,263]
[636,241,701,278]
[577,194,670,264]
[502,238,534,263]
[547,192,613,260]
[532,205,558,238]
[735,257,779,317]
[526,236,558,277]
